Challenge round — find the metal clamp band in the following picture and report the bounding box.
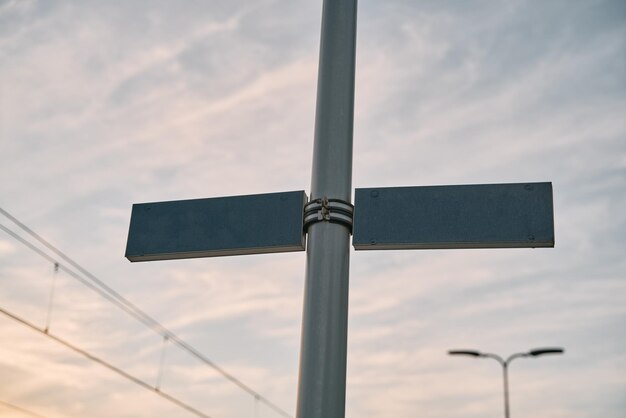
[303,197,354,233]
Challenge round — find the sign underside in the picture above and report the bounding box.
[352,182,554,250]
[125,191,307,262]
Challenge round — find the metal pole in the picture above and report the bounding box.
[503,362,510,418]
[296,1,358,418]
[502,352,527,418]
[481,353,508,418]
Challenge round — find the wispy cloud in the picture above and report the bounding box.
[1,0,625,417]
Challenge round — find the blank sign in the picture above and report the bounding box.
[126,191,307,262]
[352,182,554,250]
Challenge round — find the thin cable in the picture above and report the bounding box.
[0,222,163,331]
[156,335,169,391]
[0,209,167,332]
[0,399,48,418]
[0,210,293,418]
[0,305,212,418]
[43,262,59,333]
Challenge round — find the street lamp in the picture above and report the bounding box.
[448,347,564,418]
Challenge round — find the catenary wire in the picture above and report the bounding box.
[0,217,292,418]
[0,208,292,418]
[0,399,49,418]
[0,305,212,418]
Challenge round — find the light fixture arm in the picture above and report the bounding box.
[449,348,563,418]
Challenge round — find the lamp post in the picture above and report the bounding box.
[448,347,564,418]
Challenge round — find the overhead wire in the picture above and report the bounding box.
[0,399,49,418]
[0,207,292,418]
[0,305,212,418]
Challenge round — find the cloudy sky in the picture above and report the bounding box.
[1,0,625,417]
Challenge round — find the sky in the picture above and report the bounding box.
[0,0,625,417]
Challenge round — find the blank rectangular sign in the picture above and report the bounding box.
[352,182,554,250]
[125,191,307,261]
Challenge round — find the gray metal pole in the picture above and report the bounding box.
[296,1,358,418]
[503,362,510,418]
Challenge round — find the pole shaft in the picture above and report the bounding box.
[503,363,510,418]
[296,1,358,418]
